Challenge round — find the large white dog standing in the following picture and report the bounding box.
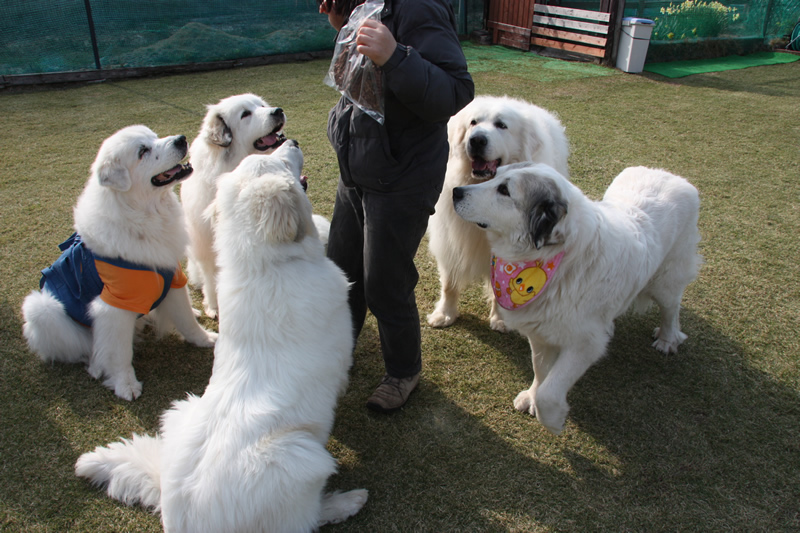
[453,163,701,434]
[181,93,287,319]
[76,141,367,532]
[21,125,217,400]
[428,96,570,331]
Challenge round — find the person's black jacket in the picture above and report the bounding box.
[327,0,475,194]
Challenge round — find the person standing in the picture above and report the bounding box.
[319,0,474,412]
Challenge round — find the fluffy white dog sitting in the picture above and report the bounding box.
[76,140,367,532]
[453,163,701,434]
[181,93,287,319]
[428,96,570,331]
[21,125,217,400]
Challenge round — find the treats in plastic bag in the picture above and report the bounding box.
[324,0,385,124]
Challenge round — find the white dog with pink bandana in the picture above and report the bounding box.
[453,162,701,434]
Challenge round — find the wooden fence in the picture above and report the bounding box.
[486,0,625,64]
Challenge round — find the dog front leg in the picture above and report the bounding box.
[88,300,141,400]
[488,296,507,332]
[514,339,558,416]
[533,336,608,435]
[159,286,218,348]
[427,276,461,328]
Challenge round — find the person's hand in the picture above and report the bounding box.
[356,19,397,67]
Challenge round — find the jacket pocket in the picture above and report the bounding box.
[347,109,401,188]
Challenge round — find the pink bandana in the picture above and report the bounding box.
[491,252,564,310]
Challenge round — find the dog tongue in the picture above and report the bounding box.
[472,158,499,173]
[256,133,278,149]
[155,164,182,182]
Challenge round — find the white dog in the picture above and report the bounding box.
[181,93,287,319]
[75,140,367,532]
[428,95,570,331]
[21,125,217,400]
[453,163,701,434]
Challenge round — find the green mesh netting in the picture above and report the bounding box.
[0,0,483,77]
[619,0,800,43]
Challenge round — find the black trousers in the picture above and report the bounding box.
[326,179,438,379]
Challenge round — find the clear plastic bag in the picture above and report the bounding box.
[323,0,385,124]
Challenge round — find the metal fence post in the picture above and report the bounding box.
[83,0,101,70]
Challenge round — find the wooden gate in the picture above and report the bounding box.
[486,0,537,50]
[485,0,622,64]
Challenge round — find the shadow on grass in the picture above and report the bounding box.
[419,305,800,528]
[328,323,575,531]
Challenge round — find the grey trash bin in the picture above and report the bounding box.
[616,17,654,73]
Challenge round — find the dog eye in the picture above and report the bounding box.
[497,183,510,197]
[241,110,252,119]
[138,146,150,159]
[469,120,477,126]
[495,121,508,130]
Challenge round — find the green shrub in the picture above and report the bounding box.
[653,0,740,40]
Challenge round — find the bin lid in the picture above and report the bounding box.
[622,17,654,25]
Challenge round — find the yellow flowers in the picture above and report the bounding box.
[653,0,739,39]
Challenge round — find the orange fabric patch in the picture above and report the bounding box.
[95,260,165,314]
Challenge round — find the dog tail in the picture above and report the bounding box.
[75,433,162,510]
[21,290,91,364]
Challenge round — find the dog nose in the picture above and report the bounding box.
[174,135,187,150]
[469,135,487,151]
[453,187,464,201]
[272,108,284,117]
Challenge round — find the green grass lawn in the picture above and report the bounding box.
[1,50,798,531]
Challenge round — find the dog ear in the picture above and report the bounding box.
[528,197,567,250]
[447,115,468,158]
[95,159,131,191]
[206,113,232,147]
[249,177,306,244]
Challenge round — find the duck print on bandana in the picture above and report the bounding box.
[491,252,564,310]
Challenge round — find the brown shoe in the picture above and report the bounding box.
[366,373,420,413]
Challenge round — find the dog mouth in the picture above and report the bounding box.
[300,175,309,192]
[254,126,286,152]
[471,157,500,179]
[151,162,193,187]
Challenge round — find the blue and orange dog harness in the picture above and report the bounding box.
[39,233,188,327]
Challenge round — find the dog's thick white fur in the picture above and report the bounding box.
[181,93,287,319]
[453,163,701,434]
[428,95,570,331]
[76,141,367,532]
[21,125,217,401]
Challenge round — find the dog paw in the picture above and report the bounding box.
[203,306,218,319]
[192,330,218,348]
[427,309,457,328]
[535,394,568,435]
[513,389,535,415]
[108,375,143,401]
[490,316,507,332]
[652,327,687,354]
[319,489,368,525]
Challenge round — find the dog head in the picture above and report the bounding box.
[452,162,569,253]
[198,93,286,156]
[448,96,567,182]
[214,140,316,249]
[90,125,193,193]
